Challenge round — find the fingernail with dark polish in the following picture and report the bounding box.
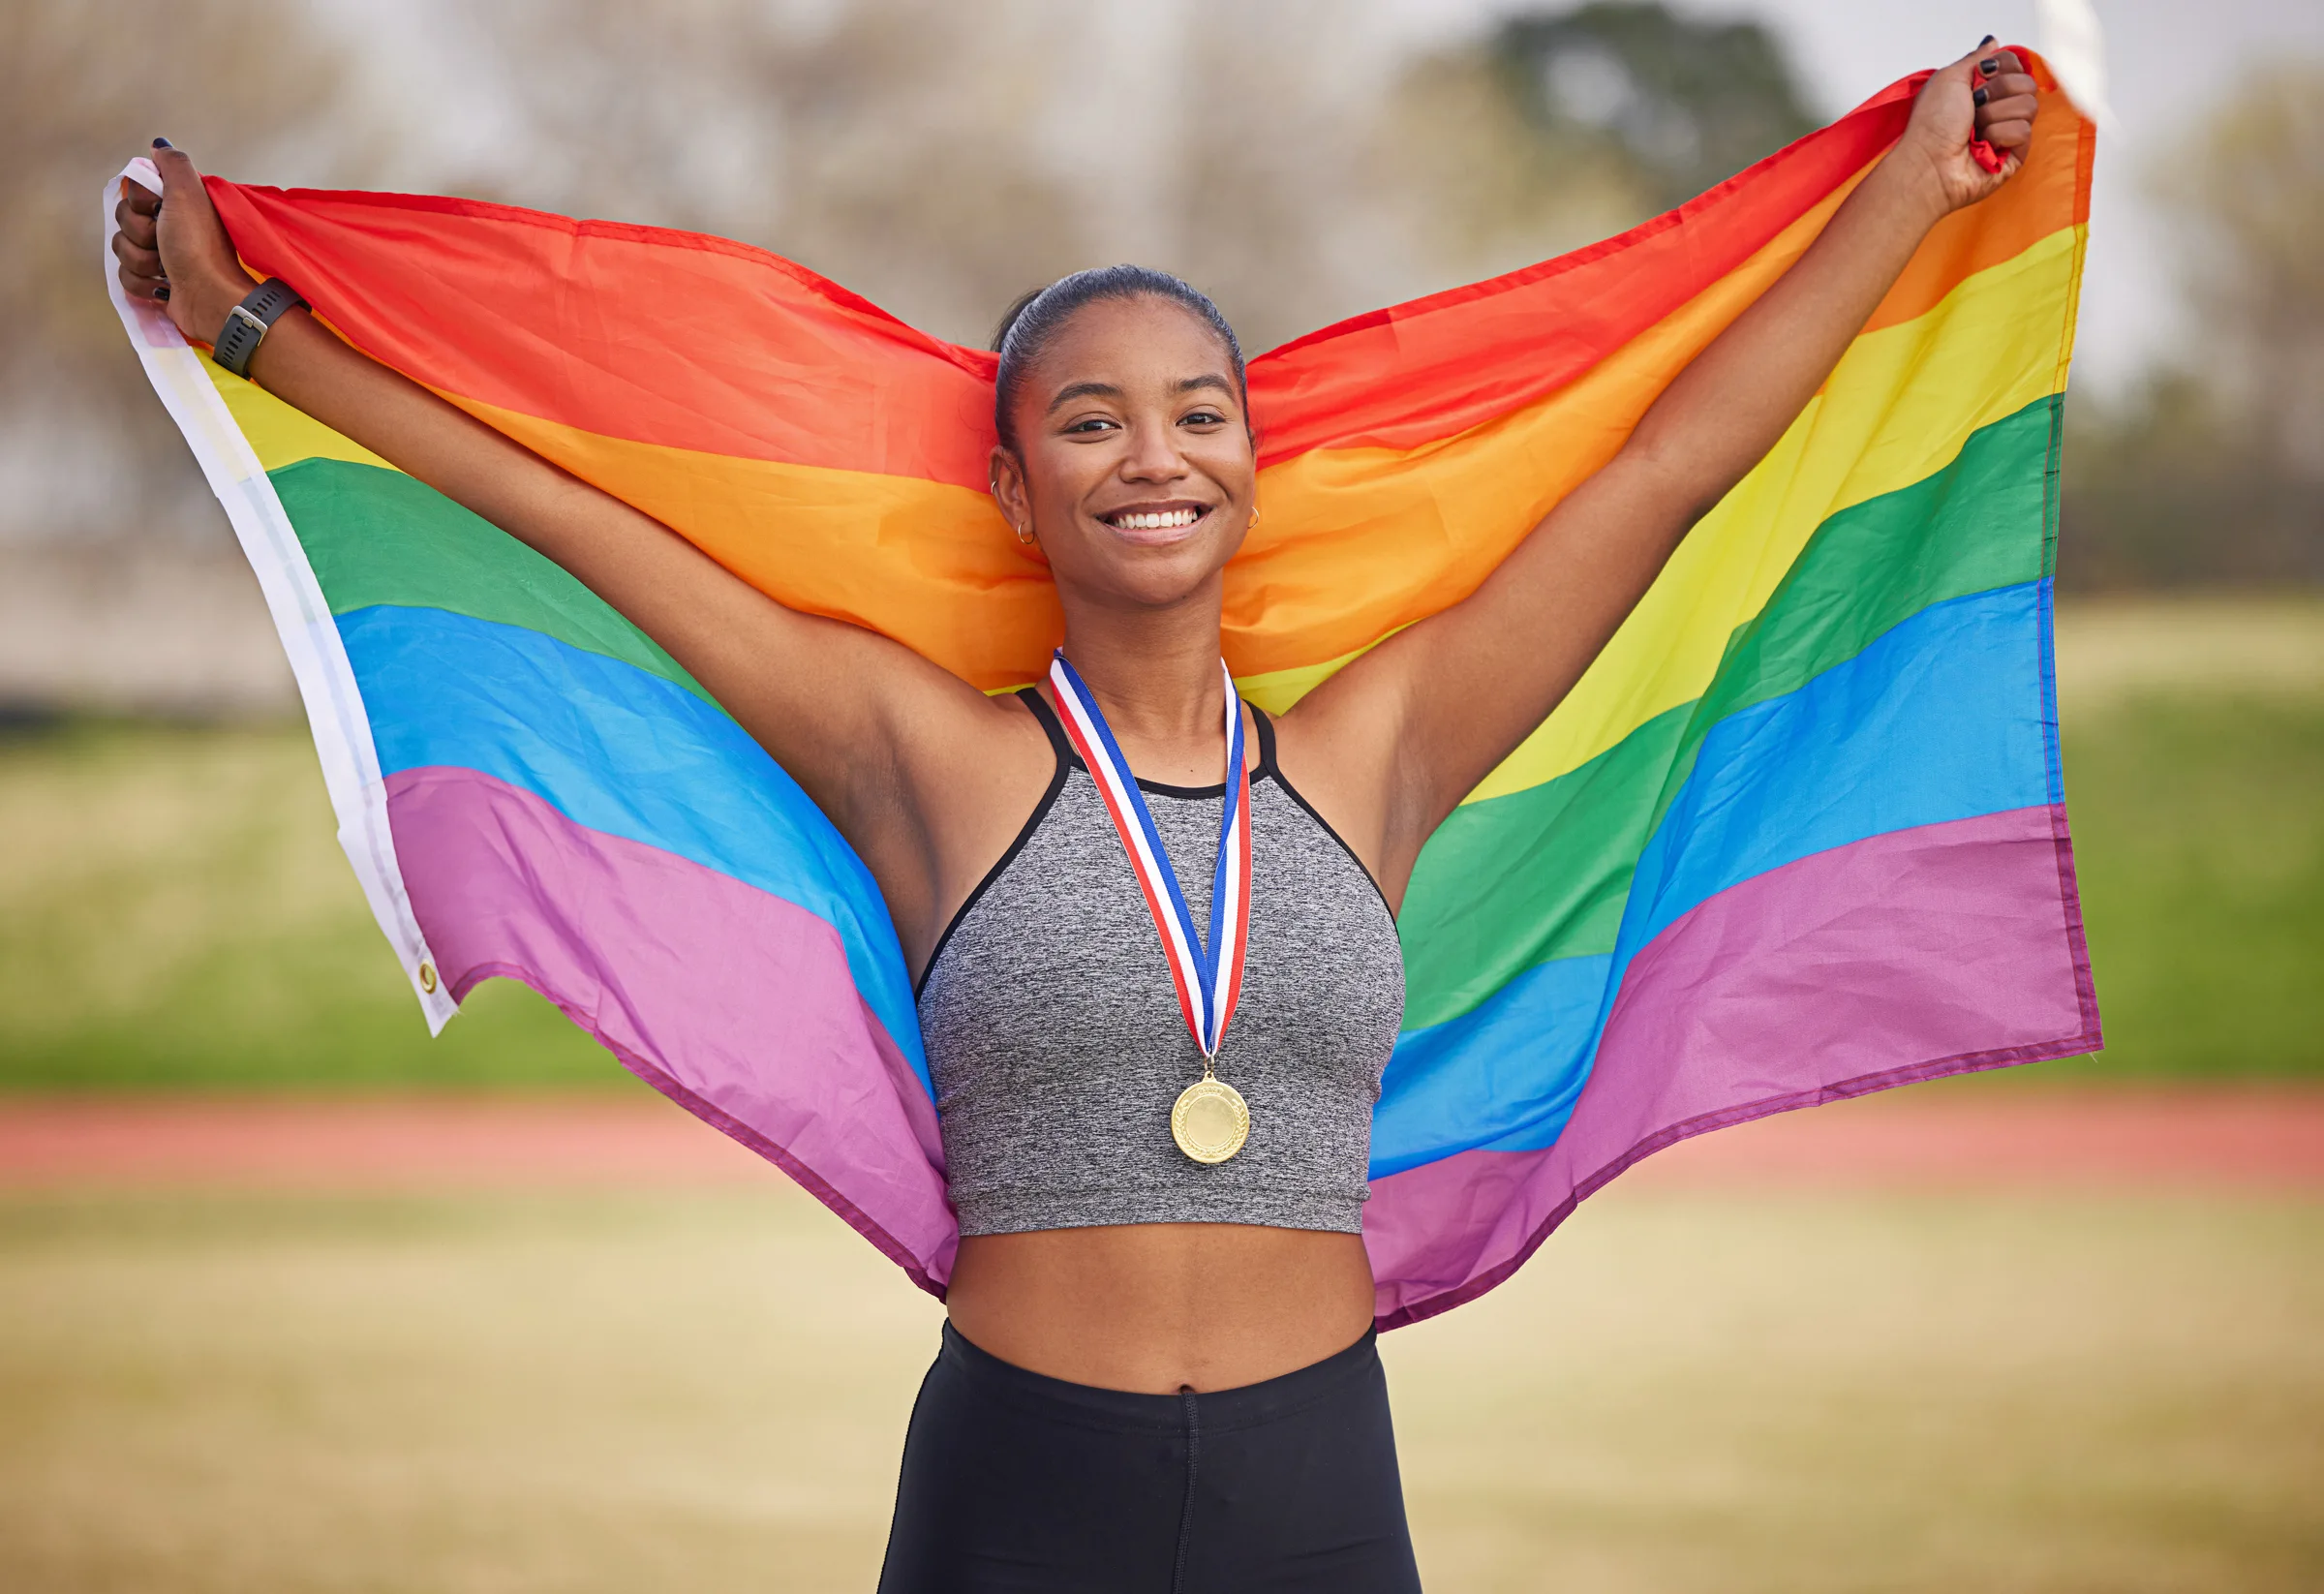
[1979,57,1999,77]
[155,284,170,301]
[1980,34,1996,46]
[152,137,172,148]
[1974,86,1990,107]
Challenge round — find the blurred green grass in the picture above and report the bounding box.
[0,721,606,1089]
[2049,695,2323,1078]
[1,598,2317,1089]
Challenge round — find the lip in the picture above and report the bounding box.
[1092,499,1216,545]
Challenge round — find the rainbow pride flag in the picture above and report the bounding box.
[109,59,2099,1327]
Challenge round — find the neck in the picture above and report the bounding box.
[1055,584,1228,751]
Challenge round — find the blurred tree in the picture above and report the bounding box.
[2062,378,2320,589]
[2156,64,2324,478]
[2062,64,2324,591]
[1373,2,1816,294]
[1163,0,1395,355]
[474,0,1094,348]
[0,0,382,544]
[1493,3,1819,211]
[1373,38,1654,293]
[473,0,1391,354]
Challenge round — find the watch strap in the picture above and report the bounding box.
[209,278,306,379]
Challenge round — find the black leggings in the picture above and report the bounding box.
[877,1322,1423,1593]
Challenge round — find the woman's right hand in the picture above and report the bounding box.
[111,142,255,346]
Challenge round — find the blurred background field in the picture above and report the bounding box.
[3,1185,2316,1592]
[3,0,2320,1590]
[5,596,2317,1090]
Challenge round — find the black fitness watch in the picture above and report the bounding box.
[209,278,306,378]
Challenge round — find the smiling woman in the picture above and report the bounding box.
[107,38,2078,1594]
[986,273,1260,655]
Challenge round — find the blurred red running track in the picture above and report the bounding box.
[0,1089,2318,1193]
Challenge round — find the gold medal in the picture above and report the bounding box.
[1171,1072,1250,1164]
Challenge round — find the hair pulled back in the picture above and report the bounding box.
[990,265,1246,453]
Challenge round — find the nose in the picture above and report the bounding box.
[1118,416,1189,485]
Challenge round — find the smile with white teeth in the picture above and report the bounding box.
[1107,506,1206,530]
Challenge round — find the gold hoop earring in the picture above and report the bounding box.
[1248,506,1261,529]
[1014,523,1036,545]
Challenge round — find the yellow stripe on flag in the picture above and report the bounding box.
[208,364,394,473]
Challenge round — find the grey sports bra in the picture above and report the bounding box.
[915,690,1405,1238]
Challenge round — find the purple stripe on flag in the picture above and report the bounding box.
[1364,803,2100,1328]
[384,765,959,1292]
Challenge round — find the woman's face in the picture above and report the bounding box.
[991,295,1256,612]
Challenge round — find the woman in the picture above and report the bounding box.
[114,40,2037,1592]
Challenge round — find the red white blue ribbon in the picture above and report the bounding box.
[1048,651,1251,1058]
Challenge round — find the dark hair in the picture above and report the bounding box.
[990,265,1246,453]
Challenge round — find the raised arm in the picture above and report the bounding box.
[112,147,1042,966]
[1286,44,2041,904]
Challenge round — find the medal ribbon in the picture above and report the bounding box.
[1048,651,1251,1058]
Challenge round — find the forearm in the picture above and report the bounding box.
[183,280,726,659]
[1337,137,1956,851]
[199,286,963,814]
[177,280,599,562]
[1625,152,1948,511]
[183,282,832,724]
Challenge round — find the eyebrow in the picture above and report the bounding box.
[1044,374,1238,414]
[1046,381,1122,413]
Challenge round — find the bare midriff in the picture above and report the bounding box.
[944,1224,1377,1395]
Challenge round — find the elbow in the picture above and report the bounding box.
[1607,439,1731,533]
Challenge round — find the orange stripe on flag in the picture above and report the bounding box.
[456,397,1059,690]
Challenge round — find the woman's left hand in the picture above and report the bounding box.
[1897,40,2042,213]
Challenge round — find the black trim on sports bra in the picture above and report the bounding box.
[1019,683,1074,761]
[1041,690,1266,800]
[1248,706,1396,921]
[1132,774,1235,799]
[915,690,1070,998]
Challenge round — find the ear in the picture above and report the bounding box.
[989,444,1034,542]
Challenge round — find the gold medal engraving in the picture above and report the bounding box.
[1171,1076,1250,1164]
